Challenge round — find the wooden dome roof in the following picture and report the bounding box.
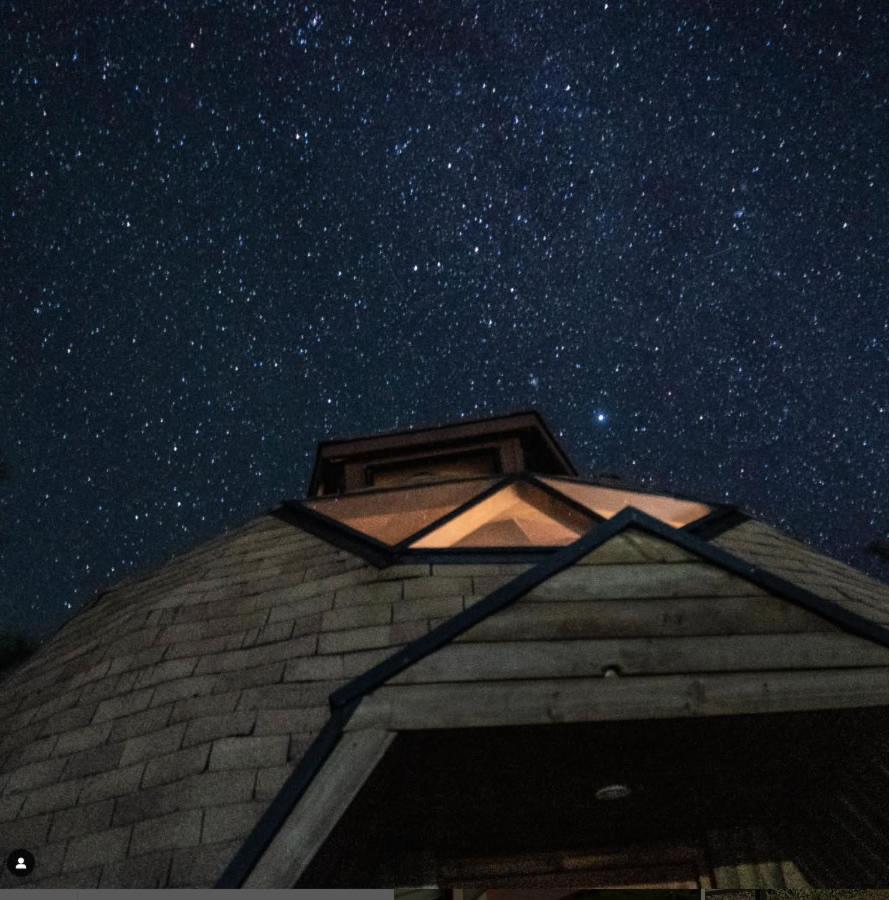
[2,412,889,889]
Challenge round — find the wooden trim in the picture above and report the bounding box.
[345,669,889,732]
[391,476,518,551]
[329,507,889,712]
[309,410,577,495]
[327,509,641,710]
[245,507,889,886]
[316,412,549,456]
[387,633,889,684]
[685,507,749,540]
[343,460,366,492]
[215,698,361,887]
[524,473,608,524]
[541,472,723,508]
[272,502,396,568]
[499,435,523,472]
[245,728,395,887]
[438,843,710,889]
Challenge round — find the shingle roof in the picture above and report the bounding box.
[715,519,889,623]
[3,431,888,888]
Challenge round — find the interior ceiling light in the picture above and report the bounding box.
[595,783,633,801]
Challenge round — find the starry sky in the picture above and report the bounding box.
[3,1,888,640]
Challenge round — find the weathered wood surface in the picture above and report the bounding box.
[389,633,889,684]
[450,595,838,641]
[348,669,889,731]
[525,562,767,601]
[579,528,700,564]
[245,728,394,888]
[446,864,701,889]
[436,842,709,888]
[706,826,810,889]
[715,521,889,620]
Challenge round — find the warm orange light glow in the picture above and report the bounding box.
[411,481,593,548]
[307,475,711,549]
[539,477,711,528]
[305,479,498,545]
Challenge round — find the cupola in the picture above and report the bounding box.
[296,411,721,556]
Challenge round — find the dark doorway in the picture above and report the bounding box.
[298,708,888,887]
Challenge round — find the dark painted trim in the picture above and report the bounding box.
[391,472,602,553]
[214,697,361,888]
[274,487,560,568]
[330,507,889,710]
[328,509,644,709]
[684,506,749,540]
[306,438,327,499]
[390,475,516,551]
[309,409,578,495]
[272,503,395,568]
[274,482,746,570]
[235,506,889,886]
[540,472,724,509]
[523,473,606,525]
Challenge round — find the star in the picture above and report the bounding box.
[2,0,885,639]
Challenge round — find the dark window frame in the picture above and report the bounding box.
[277,473,740,568]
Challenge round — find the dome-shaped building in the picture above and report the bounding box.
[3,411,889,889]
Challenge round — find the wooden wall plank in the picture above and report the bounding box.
[389,633,889,684]
[348,670,889,731]
[437,842,706,888]
[245,728,394,888]
[526,563,767,601]
[452,596,838,641]
[715,522,889,615]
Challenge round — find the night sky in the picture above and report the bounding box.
[3,2,888,640]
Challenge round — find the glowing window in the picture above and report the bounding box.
[305,479,499,546]
[410,480,595,549]
[539,477,711,528]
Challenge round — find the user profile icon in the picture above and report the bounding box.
[6,849,35,877]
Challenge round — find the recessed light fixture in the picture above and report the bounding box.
[595,783,632,801]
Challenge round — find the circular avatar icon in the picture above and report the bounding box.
[6,849,35,877]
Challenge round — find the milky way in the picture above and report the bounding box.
[3,2,888,638]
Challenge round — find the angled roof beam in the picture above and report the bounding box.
[273,502,396,568]
[329,507,889,711]
[224,506,889,888]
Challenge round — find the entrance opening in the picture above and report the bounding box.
[297,710,883,888]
